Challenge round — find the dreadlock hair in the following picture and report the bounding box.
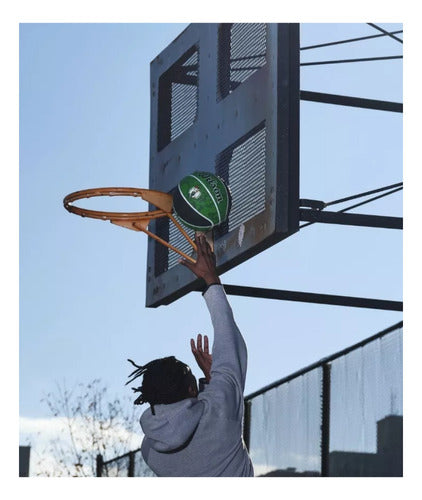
[126,356,195,415]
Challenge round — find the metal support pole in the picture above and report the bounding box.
[300,90,403,113]
[128,451,135,477]
[321,364,331,477]
[300,208,403,229]
[222,284,403,311]
[243,400,252,451]
[96,454,104,477]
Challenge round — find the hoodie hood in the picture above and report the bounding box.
[140,398,204,452]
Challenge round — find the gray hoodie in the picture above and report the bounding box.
[140,284,254,477]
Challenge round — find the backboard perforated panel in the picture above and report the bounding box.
[146,23,299,307]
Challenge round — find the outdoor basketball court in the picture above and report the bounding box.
[14,8,408,483]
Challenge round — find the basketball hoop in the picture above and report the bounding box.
[63,187,197,263]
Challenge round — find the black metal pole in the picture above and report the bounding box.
[222,284,403,311]
[96,454,104,477]
[367,23,403,44]
[299,209,403,230]
[321,364,331,477]
[128,451,135,477]
[300,30,403,51]
[301,55,402,66]
[243,400,252,452]
[300,90,403,113]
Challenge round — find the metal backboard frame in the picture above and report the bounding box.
[146,23,300,307]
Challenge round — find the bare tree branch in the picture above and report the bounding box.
[36,379,142,477]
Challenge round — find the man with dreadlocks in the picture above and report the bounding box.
[126,233,254,477]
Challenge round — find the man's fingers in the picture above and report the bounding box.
[205,239,212,256]
[199,234,212,257]
[204,335,209,354]
[195,233,205,257]
[191,344,201,363]
[197,333,202,351]
[198,233,213,257]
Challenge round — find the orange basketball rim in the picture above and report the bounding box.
[63,187,197,263]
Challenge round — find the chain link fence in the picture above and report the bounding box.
[246,321,402,476]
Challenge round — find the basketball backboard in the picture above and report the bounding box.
[146,23,300,307]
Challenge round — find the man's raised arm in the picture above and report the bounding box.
[180,234,248,391]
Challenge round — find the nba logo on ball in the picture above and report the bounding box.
[173,171,231,231]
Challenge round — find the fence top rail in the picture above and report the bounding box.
[103,448,141,466]
[244,320,402,401]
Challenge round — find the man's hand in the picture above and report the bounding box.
[179,233,221,286]
[190,334,212,382]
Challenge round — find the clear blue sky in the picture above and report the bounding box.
[19,23,402,425]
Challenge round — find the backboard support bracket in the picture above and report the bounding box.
[205,284,403,311]
[299,209,403,230]
[300,90,403,113]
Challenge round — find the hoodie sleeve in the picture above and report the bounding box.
[203,284,248,395]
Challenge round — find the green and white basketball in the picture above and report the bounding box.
[173,171,231,231]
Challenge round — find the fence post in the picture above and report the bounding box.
[321,363,331,476]
[128,451,135,477]
[243,400,252,451]
[96,454,104,477]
